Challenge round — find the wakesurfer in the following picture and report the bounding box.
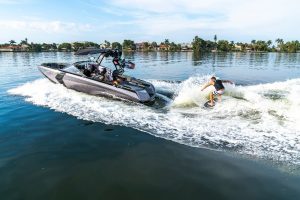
[201,76,234,106]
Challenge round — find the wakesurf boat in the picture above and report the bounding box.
[38,48,156,104]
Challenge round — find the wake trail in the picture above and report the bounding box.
[8,75,300,169]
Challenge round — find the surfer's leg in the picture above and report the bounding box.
[209,92,215,106]
[217,90,224,102]
[218,94,222,102]
[210,92,214,103]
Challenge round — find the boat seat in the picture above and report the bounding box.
[83,69,91,77]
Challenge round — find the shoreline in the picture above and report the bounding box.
[0,50,299,53]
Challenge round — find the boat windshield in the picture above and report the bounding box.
[62,65,83,75]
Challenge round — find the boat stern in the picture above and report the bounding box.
[135,83,156,104]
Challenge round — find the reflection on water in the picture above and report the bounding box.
[1,52,299,86]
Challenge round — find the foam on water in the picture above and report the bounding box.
[8,76,300,166]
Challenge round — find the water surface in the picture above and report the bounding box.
[1,52,300,199]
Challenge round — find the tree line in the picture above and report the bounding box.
[192,35,300,53]
[1,36,299,53]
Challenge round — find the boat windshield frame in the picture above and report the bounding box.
[61,65,84,75]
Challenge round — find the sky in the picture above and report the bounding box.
[0,0,299,44]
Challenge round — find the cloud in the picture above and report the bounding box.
[0,19,93,33]
[105,0,300,41]
[0,19,95,43]
[0,0,33,4]
[0,0,299,42]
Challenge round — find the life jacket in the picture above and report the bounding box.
[214,80,225,91]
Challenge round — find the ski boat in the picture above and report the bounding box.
[38,48,156,104]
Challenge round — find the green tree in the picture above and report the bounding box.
[122,40,136,50]
[58,43,72,51]
[250,40,256,51]
[151,42,158,49]
[41,43,51,51]
[254,40,270,51]
[85,42,99,48]
[50,43,57,51]
[230,41,235,50]
[169,42,180,51]
[20,38,28,45]
[281,41,300,53]
[213,35,218,50]
[192,36,215,52]
[214,35,217,43]
[192,36,206,52]
[275,38,284,51]
[72,42,84,51]
[9,40,16,45]
[111,42,122,50]
[104,40,111,48]
[275,38,284,46]
[143,42,150,51]
[164,39,170,46]
[29,42,42,52]
[217,40,232,52]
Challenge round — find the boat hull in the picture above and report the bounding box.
[38,66,155,104]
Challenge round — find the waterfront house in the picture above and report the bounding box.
[0,45,23,52]
[245,47,252,52]
[0,46,14,52]
[100,43,106,49]
[235,44,242,51]
[135,43,144,51]
[180,43,192,51]
[158,44,169,51]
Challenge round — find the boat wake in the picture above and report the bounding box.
[8,75,300,169]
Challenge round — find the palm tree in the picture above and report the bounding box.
[213,35,218,50]
[9,40,16,45]
[164,39,169,45]
[104,40,110,48]
[275,38,284,46]
[275,38,284,52]
[20,38,29,45]
[164,39,170,50]
[251,40,256,51]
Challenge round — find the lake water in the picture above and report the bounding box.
[1,52,300,199]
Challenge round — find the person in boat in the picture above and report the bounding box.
[83,63,99,77]
[97,67,107,81]
[83,68,91,77]
[201,76,233,106]
[112,69,124,86]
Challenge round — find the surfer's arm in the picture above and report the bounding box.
[222,80,234,84]
[201,83,211,91]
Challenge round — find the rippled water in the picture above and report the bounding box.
[3,52,300,165]
[1,52,300,199]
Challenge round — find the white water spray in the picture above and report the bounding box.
[8,76,300,166]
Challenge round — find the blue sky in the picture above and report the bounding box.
[0,0,299,44]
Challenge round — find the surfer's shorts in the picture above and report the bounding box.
[213,90,224,95]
